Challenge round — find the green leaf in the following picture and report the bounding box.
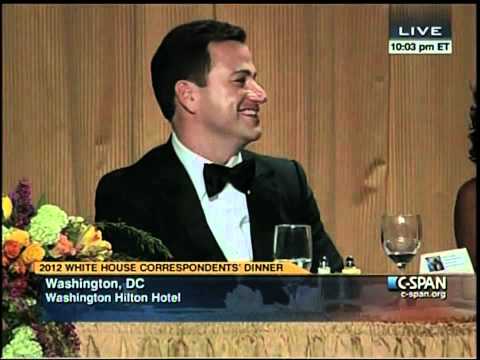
[35,193,48,209]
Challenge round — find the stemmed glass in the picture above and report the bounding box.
[381,214,422,274]
[381,214,422,309]
[273,224,312,270]
[273,224,312,308]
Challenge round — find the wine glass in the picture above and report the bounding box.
[273,224,312,270]
[381,214,422,274]
[273,224,312,309]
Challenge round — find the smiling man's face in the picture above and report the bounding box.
[196,40,268,149]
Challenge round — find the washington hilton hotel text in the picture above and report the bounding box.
[44,278,181,306]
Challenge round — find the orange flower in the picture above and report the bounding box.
[50,234,76,258]
[4,240,21,259]
[7,229,31,248]
[2,255,10,268]
[11,258,27,274]
[21,243,45,264]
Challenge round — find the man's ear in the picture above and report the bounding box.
[174,80,198,115]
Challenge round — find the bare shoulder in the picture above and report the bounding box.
[457,178,476,203]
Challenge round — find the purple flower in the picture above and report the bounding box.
[44,322,81,356]
[10,276,28,297]
[60,323,81,353]
[9,178,35,229]
[10,287,23,298]
[32,323,53,354]
[2,270,8,289]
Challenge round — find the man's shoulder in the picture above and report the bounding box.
[243,149,302,175]
[97,142,172,188]
[244,149,294,166]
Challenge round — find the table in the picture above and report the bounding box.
[74,275,476,358]
[76,321,475,358]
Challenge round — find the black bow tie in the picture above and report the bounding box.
[203,159,256,198]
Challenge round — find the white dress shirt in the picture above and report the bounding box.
[171,132,253,261]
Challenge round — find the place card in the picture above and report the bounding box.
[419,248,474,274]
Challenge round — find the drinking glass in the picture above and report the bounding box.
[273,224,312,270]
[381,214,422,273]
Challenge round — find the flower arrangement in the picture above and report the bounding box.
[2,179,172,358]
[2,179,114,358]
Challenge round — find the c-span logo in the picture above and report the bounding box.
[387,276,447,300]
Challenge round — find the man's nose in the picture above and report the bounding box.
[247,81,268,104]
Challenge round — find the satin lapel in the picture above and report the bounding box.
[150,139,226,261]
[243,151,281,261]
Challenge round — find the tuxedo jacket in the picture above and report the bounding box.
[95,139,344,272]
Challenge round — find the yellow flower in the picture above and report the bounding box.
[79,226,101,248]
[81,239,112,255]
[7,229,31,247]
[21,243,46,264]
[2,195,13,220]
[77,225,112,260]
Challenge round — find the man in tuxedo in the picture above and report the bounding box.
[95,20,343,272]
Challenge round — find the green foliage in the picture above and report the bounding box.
[62,216,88,244]
[2,326,43,358]
[35,193,48,210]
[95,222,172,260]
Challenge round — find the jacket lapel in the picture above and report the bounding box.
[242,151,281,261]
[149,139,226,261]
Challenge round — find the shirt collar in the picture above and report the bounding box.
[171,132,242,199]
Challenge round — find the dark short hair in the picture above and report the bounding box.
[151,20,246,121]
[468,88,477,163]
